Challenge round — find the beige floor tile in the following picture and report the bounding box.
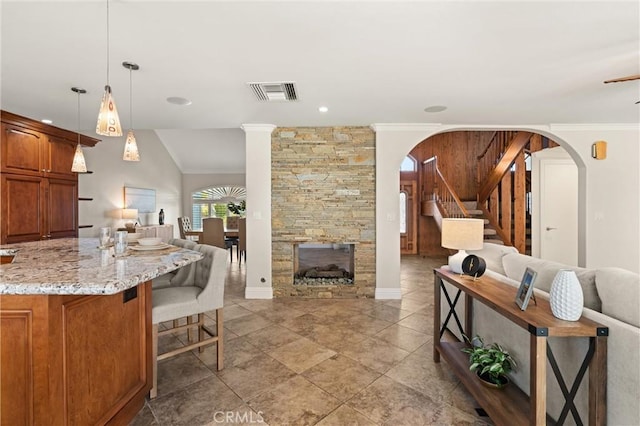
[194,335,262,369]
[216,354,296,400]
[221,304,254,321]
[302,354,381,401]
[256,304,306,322]
[301,322,369,352]
[267,337,336,373]
[244,324,305,351]
[374,323,430,352]
[346,375,443,425]
[331,312,393,337]
[340,337,410,374]
[315,405,379,426]
[129,403,157,426]
[224,313,272,336]
[384,348,459,403]
[383,297,430,313]
[155,352,214,398]
[360,303,413,323]
[248,375,340,425]
[397,311,433,335]
[149,375,244,426]
[279,312,326,335]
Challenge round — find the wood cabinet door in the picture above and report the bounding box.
[1,123,43,176]
[44,135,78,180]
[1,174,46,244]
[47,178,78,239]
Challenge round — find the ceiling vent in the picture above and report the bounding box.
[248,81,298,101]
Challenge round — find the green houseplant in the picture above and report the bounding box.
[461,335,516,389]
[227,200,246,216]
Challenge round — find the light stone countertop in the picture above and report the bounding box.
[0,238,203,295]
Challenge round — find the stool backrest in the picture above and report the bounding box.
[193,244,227,311]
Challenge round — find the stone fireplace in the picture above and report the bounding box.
[271,127,376,298]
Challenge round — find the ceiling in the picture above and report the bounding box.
[2,1,639,173]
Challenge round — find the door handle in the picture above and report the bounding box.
[546,227,557,231]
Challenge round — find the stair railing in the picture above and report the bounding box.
[476,131,534,252]
[476,130,518,188]
[423,156,470,219]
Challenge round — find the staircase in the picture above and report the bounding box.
[422,131,558,254]
[461,201,504,245]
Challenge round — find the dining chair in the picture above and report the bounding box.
[238,217,246,264]
[150,244,227,399]
[177,217,202,242]
[202,217,236,260]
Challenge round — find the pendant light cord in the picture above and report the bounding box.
[129,67,133,130]
[106,0,110,84]
[77,91,81,144]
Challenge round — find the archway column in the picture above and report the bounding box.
[241,123,276,299]
[371,124,442,299]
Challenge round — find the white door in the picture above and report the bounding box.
[532,150,578,265]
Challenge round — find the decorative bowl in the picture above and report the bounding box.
[137,237,162,246]
[126,233,143,242]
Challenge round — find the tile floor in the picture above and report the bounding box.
[131,255,492,425]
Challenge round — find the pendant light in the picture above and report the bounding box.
[71,87,88,173]
[122,61,140,161]
[96,0,122,137]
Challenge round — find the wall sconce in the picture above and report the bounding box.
[591,141,607,160]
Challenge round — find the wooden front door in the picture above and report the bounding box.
[400,181,417,254]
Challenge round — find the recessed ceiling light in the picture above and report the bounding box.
[424,105,447,113]
[318,106,329,113]
[166,96,192,106]
[41,119,53,124]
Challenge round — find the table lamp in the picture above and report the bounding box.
[122,208,139,232]
[441,218,484,273]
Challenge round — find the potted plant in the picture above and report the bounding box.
[227,200,246,216]
[461,335,516,389]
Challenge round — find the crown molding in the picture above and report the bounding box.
[549,123,639,131]
[241,124,277,133]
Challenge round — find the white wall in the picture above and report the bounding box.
[181,173,245,217]
[78,130,182,237]
[374,124,640,281]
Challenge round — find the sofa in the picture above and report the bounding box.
[446,243,640,425]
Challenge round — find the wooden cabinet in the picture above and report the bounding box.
[0,282,152,425]
[136,224,174,243]
[0,111,99,244]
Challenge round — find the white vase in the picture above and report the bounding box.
[549,269,583,321]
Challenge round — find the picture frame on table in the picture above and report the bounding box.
[515,267,538,310]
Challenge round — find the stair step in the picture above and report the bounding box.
[462,201,478,209]
[483,239,504,245]
[467,209,483,216]
[483,229,497,236]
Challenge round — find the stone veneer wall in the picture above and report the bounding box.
[271,127,376,298]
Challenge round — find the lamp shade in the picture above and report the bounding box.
[122,208,138,220]
[123,130,140,161]
[71,144,87,173]
[96,85,122,136]
[441,218,484,250]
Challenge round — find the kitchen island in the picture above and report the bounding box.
[0,238,203,425]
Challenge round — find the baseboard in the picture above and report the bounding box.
[245,286,273,299]
[375,287,402,300]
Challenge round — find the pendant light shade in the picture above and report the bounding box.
[71,87,88,173]
[122,61,140,161]
[96,85,122,136]
[71,144,88,173]
[123,130,140,161]
[96,0,122,137]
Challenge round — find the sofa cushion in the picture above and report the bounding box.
[468,243,518,276]
[595,267,640,328]
[502,253,601,312]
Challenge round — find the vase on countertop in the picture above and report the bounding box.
[549,269,583,321]
[159,209,165,225]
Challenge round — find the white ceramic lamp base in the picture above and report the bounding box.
[448,250,468,274]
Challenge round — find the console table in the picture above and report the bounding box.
[433,268,608,426]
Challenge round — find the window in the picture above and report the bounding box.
[191,186,246,230]
[400,155,417,172]
[399,191,407,234]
